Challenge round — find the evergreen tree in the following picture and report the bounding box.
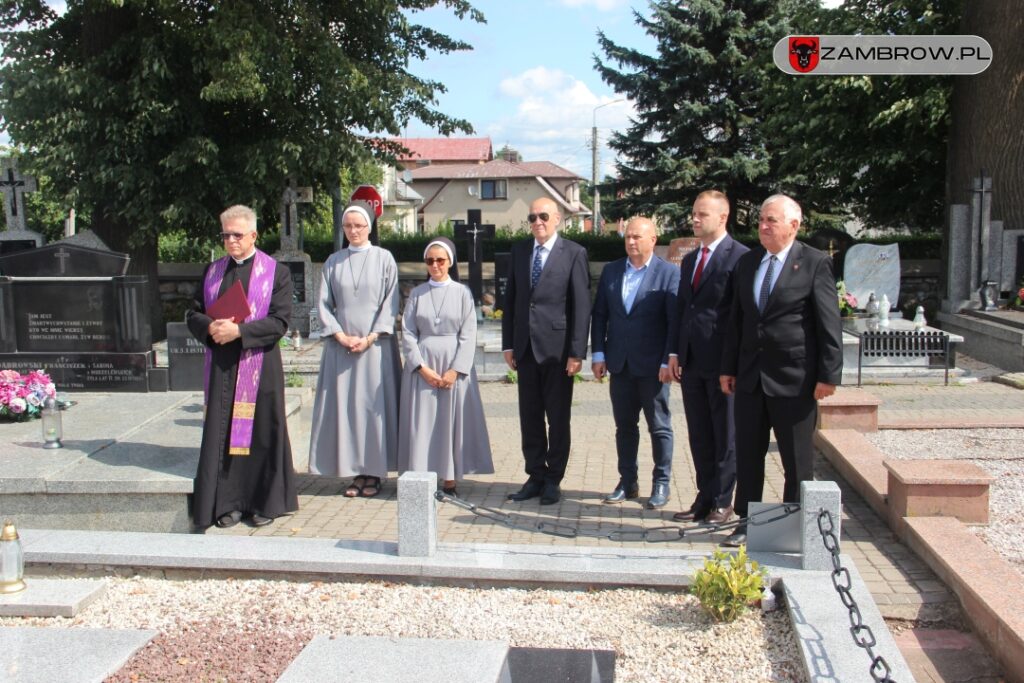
[596,0,796,232]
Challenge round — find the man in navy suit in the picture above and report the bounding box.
[591,216,680,509]
[502,197,591,505]
[719,194,843,546]
[667,191,748,524]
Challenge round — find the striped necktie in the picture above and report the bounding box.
[531,245,543,288]
[758,255,777,313]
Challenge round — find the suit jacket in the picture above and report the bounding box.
[590,255,679,377]
[670,235,749,378]
[502,235,591,365]
[720,241,843,397]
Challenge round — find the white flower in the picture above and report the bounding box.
[27,393,43,407]
[9,397,26,413]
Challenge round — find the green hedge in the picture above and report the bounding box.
[160,230,942,263]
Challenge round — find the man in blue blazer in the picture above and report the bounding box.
[502,197,591,505]
[667,191,749,525]
[719,194,843,547]
[591,216,680,509]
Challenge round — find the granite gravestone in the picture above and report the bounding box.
[274,180,314,335]
[1001,229,1024,293]
[660,237,701,268]
[455,209,495,305]
[494,252,511,311]
[806,228,857,280]
[0,243,153,391]
[166,322,205,391]
[843,243,900,312]
[0,157,43,255]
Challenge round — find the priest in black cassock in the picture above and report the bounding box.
[186,204,298,530]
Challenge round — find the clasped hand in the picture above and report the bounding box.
[209,319,241,345]
[419,366,458,390]
[335,332,373,353]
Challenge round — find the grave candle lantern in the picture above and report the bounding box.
[0,520,26,594]
[41,396,63,449]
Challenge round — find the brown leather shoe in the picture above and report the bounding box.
[704,506,734,525]
[672,502,710,522]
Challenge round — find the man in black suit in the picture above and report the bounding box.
[591,216,680,509]
[719,194,843,546]
[502,197,591,505]
[667,191,748,525]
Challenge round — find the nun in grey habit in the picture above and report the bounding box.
[397,238,493,494]
[309,205,401,497]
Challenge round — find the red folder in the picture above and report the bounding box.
[206,280,251,322]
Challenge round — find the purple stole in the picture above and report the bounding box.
[203,249,276,456]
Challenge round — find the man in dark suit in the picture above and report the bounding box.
[667,191,748,524]
[591,216,680,509]
[719,194,843,546]
[502,197,591,505]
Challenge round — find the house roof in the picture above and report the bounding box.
[408,159,582,181]
[395,137,493,164]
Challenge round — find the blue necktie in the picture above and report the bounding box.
[758,256,777,313]
[531,246,543,288]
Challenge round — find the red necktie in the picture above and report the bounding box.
[691,247,709,290]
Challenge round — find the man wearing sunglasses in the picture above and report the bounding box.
[502,197,591,505]
[186,205,298,531]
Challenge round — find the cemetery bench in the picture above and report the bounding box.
[858,329,951,386]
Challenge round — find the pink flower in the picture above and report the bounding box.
[0,370,19,383]
[8,397,26,413]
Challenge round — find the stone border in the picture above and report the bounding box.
[816,427,1023,681]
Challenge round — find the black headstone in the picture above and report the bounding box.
[505,647,615,683]
[0,242,129,277]
[805,228,857,280]
[166,322,206,391]
[455,213,495,304]
[0,352,150,391]
[1016,235,1024,289]
[285,261,306,303]
[0,240,37,256]
[494,252,511,311]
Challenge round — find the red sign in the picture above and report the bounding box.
[350,185,383,218]
[789,36,820,73]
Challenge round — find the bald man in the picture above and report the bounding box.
[719,194,843,547]
[591,217,680,509]
[502,197,591,505]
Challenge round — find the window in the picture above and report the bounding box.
[480,179,507,200]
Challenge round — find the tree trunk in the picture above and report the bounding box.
[91,211,165,341]
[946,4,1024,223]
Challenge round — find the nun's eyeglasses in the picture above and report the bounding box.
[424,257,448,265]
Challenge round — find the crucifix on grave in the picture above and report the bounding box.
[278,178,314,253]
[455,209,495,304]
[0,157,38,233]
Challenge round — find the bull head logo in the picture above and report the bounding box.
[789,36,820,73]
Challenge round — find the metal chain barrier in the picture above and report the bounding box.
[817,508,895,683]
[434,490,799,543]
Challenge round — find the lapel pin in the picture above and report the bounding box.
[793,264,800,270]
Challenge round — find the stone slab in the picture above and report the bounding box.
[814,430,889,521]
[783,559,915,683]
[0,626,157,683]
[800,481,841,571]
[746,501,801,553]
[936,311,1024,373]
[0,578,106,617]
[886,460,992,527]
[278,635,510,683]
[506,647,615,683]
[817,388,881,432]
[844,242,901,311]
[398,471,437,557]
[903,516,1024,683]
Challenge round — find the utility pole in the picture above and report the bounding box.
[591,99,624,233]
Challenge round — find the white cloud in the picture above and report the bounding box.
[558,0,629,11]
[493,67,633,178]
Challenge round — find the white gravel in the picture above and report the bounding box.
[2,577,807,683]
[865,428,1024,573]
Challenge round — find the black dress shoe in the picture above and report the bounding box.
[507,481,543,502]
[646,483,670,509]
[540,483,561,505]
[603,482,639,504]
[721,525,748,548]
[215,510,242,528]
[250,513,273,527]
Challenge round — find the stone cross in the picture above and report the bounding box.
[0,158,38,233]
[54,247,71,275]
[278,178,313,253]
[971,171,993,287]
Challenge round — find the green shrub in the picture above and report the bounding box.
[284,371,304,388]
[691,546,767,622]
[505,369,518,384]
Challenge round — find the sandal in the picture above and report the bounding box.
[343,476,369,498]
[442,480,458,496]
[360,476,382,498]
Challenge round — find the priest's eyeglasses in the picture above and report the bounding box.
[424,257,448,265]
[220,232,251,241]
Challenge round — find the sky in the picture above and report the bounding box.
[403,0,653,180]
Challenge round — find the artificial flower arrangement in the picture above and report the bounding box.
[1012,276,1024,310]
[836,280,858,317]
[0,369,57,421]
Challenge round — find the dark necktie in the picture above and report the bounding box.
[758,255,777,313]
[531,246,543,288]
[691,247,709,290]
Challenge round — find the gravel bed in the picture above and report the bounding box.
[2,577,806,683]
[865,428,1024,573]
